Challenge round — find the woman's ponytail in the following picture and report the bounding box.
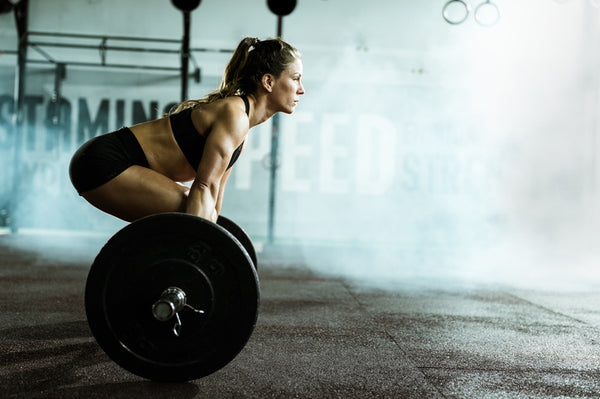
[207,37,258,102]
[169,36,299,114]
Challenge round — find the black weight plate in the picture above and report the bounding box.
[217,215,258,268]
[85,213,259,382]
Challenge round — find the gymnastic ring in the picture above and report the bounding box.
[474,0,500,27]
[442,0,470,25]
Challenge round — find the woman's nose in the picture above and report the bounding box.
[298,82,306,95]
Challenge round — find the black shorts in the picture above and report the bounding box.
[69,127,149,194]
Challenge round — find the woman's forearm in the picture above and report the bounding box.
[186,182,219,222]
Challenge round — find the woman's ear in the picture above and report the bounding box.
[261,74,275,93]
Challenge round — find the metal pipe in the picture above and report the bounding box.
[24,30,233,53]
[29,43,55,62]
[267,114,280,244]
[28,41,181,54]
[26,59,181,72]
[26,41,232,54]
[9,0,29,233]
[267,15,284,244]
[28,30,181,44]
[181,10,191,101]
[277,15,283,38]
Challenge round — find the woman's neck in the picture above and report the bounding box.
[246,93,277,128]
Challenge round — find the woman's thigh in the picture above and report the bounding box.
[81,165,190,222]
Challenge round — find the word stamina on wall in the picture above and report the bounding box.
[0,95,178,152]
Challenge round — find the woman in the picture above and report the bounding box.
[69,37,305,223]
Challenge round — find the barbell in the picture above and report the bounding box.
[84,213,259,382]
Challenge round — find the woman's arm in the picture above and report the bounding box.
[186,103,248,222]
[214,167,233,216]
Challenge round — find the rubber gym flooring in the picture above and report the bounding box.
[2,231,600,398]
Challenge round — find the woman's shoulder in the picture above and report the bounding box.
[193,96,247,120]
[189,96,248,134]
[213,95,247,111]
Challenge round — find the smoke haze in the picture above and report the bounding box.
[2,0,600,293]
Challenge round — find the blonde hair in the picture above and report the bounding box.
[171,37,301,113]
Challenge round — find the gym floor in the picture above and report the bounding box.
[2,232,600,399]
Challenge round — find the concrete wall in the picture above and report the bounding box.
[1,1,600,274]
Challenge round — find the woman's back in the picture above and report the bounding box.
[130,96,248,182]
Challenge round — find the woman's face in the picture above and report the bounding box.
[270,58,305,114]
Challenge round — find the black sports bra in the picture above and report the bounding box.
[169,95,250,171]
